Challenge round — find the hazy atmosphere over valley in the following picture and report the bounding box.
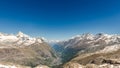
[0,0,120,68]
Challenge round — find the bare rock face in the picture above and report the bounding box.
[0,42,57,67]
[0,63,50,68]
[63,63,120,68]
[63,62,84,68]
[63,49,120,68]
[0,63,31,68]
[34,65,49,68]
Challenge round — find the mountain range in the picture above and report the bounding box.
[51,33,120,68]
[0,31,60,68]
[0,32,120,68]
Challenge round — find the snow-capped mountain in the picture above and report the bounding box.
[56,33,120,49]
[51,33,120,65]
[0,32,120,68]
[59,33,120,68]
[0,31,60,68]
[0,31,43,47]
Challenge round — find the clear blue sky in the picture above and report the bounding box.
[0,0,120,40]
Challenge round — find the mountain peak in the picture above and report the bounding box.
[18,31,24,35]
[81,33,94,40]
[17,31,29,38]
[0,31,43,46]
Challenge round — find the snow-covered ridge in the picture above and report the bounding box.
[55,33,120,50]
[98,44,120,53]
[63,33,120,44]
[0,31,43,46]
[46,33,119,44]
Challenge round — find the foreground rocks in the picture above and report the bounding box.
[34,65,49,68]
[0,63,50,68]
[63,62,120,68]
[63,62,84,68]
[0,63,30,68]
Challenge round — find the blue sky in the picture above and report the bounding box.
[0,0,120,40]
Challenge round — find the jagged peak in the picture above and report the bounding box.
[60,33,120,44]
[70,33,94,40]
[81,33,94,40]
[96,33,109,36]
[17,31,29,38]
[95,33,113,39]
[71,33,115,40]
[0,31,43,46]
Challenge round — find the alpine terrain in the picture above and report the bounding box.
[0,32,120,68]
[0,31,60,68]
[52,33,120,68]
